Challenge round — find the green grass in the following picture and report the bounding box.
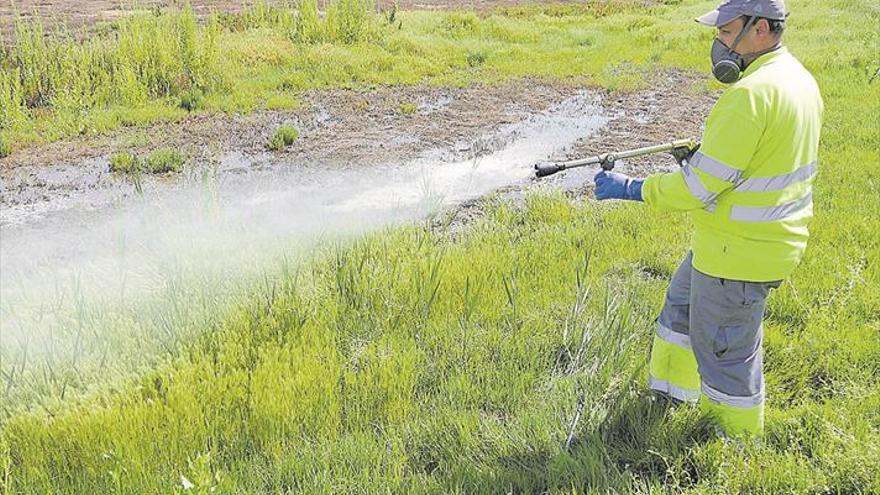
[399,101,418,115]
[108,151,141,173]
[266,124,300,151]
[145,148,185,173]
[1,0,879,493]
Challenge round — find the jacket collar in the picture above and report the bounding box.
[742,45,788,78]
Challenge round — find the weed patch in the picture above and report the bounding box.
[399,101,417,115]
[0,131,11,157]
[466,50,488,68]
[109,148,185,174]
[109,151,141,174]
[179,87,206,112]
[145,148,185,173]
[266,124,299,151]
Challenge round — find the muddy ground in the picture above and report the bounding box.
[0,70,714,227]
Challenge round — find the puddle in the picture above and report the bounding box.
[0,91,608,406]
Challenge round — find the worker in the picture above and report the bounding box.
[593,0,823,437]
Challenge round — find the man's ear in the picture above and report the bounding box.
[755,18,770,37]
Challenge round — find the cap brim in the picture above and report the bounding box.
[695,9,741,27]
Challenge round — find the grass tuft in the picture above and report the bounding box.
[109,148,185,174]
[145,148,185,173]
[398,101,417,115]
[108,151,141,173]
[266,124,299,151]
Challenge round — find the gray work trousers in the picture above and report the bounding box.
[649,251,781,413]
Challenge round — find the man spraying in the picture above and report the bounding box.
[593,0,823,437]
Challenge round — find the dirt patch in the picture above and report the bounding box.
[557,69,713,189]
[1,81,580,170]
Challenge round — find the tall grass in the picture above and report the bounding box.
[7,8,223,113]
[0,0,378,152]
[326,0,378,44]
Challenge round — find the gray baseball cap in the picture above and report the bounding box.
[696,0,787,27]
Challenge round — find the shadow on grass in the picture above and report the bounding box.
[438,390,716,493]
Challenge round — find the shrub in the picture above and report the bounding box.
[266,124,299,151]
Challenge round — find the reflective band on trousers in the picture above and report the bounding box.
[656,322,691,349]
[736,161,818,192]
[682,164,718,211]
[730,191,813,222]
[701,381,764,408]
[691,152,742,182]
[649,375,700,402]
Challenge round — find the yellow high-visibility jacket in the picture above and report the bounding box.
[642,47,824,282]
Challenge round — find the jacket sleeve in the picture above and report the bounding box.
[641,86,766,212]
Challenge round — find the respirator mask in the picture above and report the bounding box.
[710,15,782,84]
[710,15,759,84]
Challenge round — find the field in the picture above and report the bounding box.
[0,0,878,493]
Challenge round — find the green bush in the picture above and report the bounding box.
[0,135,10,158]
[266,124,299,151]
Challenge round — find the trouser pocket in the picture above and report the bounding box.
[712,324,758,361]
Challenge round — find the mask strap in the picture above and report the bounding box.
[728,15,758,54]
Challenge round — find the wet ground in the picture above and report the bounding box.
[0,73,712,227]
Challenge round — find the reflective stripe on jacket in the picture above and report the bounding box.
[642,47,824,282]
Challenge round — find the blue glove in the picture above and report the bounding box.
[594,171,644,201]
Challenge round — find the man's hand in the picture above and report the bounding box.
[671,142,701,167]
[594,171,644,201]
